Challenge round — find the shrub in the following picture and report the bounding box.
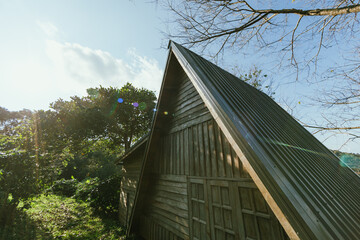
[89,174,121,219]
[74,178,99,201]
[48,179,78,197]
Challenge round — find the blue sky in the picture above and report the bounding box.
[0,0,167,111]
[0,0,358,153]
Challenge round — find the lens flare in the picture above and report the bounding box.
[139,102,147,110]
[108,102,118,116]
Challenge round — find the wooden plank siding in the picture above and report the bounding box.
[141,175,189,239]
[134,59,289,239]
[119,147,144,227]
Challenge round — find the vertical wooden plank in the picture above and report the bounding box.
[158,137,162,174]
[177,131,181,175]
[230,182,243,239]
[180,129,184,175]
[207,181,216,240]
[203,121,212,177]
[163,135,167,174]
[163,136,168,174]
[251,189,261,239]
[189,126,194,176]
[193,126,199,176]
[208,120,218,178]
[231,148,241,178]
[223,135,234,178]
[174,132,178,175]
[214,123,225,177]
[156,144,161,174]
[198,123,205,177]
[166,135,170,174]
[184,128,189,175]
[187,176,193,240]
[174,132,180,175]
[202,179,211,240]
[170,133,174,174]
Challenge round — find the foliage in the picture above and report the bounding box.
[0,207,41,240]
[0,83,156,232]
[86,84,157,150]
[50,83,156,151]
[0,108,38,226]
[89,175,121,219]
[60,150,119,181]
[333,150,360,174]
[0,194,125,240]
[47,179,79,198]
[45,175,120,220]
[233,66,275,98]
[74,178,99,202]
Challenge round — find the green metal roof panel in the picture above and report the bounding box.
[170,41,360,240]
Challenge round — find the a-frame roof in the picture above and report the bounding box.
[128,41,360,239]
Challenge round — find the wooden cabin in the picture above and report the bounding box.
[118,135,147,228]
[118,42,360,240]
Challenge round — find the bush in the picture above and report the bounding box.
[89,174,121,219]
[74,178,99,201]
[48,179,78,197]
[21,194,125,239]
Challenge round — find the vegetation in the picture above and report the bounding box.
[0,194,124,240]
[234,66,275,99]
[0,83,156,238]
[333,150,360,174]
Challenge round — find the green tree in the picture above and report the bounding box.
[89,83,157,150]
[0,108,37,226]
[43,83,156,179]
[232,66,275,98]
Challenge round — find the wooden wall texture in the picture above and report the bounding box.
[119,148,144,227]
[133,59,289,240]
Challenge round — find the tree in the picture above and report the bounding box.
[233,66,275,98]
[50,83,156,151]
[0,108,37,226]
[165,0,360,146]
[88,84,156,150]
[42,83,156,179]
[0,84,157,226]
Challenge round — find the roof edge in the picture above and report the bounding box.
[126,46,176,236]
[116,134,149,164]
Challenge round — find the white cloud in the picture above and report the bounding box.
[45,40,163,95]
[37,21,58,37]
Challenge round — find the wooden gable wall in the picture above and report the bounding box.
[119,143,146,228]
[134,56,290,240]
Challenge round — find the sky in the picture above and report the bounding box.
[0,0,358,153]
[0,0,167,111]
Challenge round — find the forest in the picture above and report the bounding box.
[0,84,156,239]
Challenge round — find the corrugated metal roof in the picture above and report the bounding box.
[170,41,360,239]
